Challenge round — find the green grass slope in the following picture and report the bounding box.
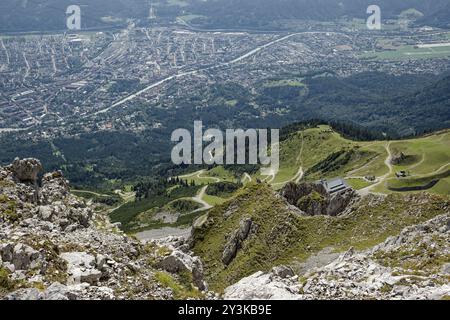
[191,183,449,292]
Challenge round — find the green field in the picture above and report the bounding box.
[252,125,449,195]
[264,79,305,88]
[177,14,205,22]
[345,178,375,190]
[361,45,450,60]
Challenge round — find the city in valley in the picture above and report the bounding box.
[1,22,449,137]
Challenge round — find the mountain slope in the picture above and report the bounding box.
[0,158,208,299]
[191,182,449,292]
[0,0,146,32]
[223,213,450,300]
[2,0,449,31]
[187,0,450,29]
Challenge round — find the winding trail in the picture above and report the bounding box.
[191,185,213,211]
[180,169,220,183]
[359,142,392,196]
[179,170,217,211]
[72,189,112,198]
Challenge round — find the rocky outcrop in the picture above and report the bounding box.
[5,282,78,300]
[299,214,450,299]
[222,218,255,266]
[10,158,42,183]
[60,252,102,285]
[224,214,450,300]
[151,236,208,291]
[281,182,358,216]
[281,182,326,206]
[0,159,209,300]
[390,152,406,165]
[157,250,207,291]
[223,266,301,300]
[0,243,41,272]
[40,171,70,204]
[326,189,358,216]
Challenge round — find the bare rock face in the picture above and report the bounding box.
[281,182,326,206]
[1,158,206,300]
[0,242,42,272]
[60,252,102,285]
[157,249,207,291]
[325,189,358,216]
[5,282,78,300]
[281,182,357,216]
[40,171,70,204]
[299,214,450,300]
[11,158,42,183]
[223,266,301,300]
[222,217,254,266]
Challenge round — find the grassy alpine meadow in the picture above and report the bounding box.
[106,125,449,235]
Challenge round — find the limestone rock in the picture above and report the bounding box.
[224,269,301,300]
[157,249,207,291]
[10,158,42,183]
[222,217,254,265]
[60,252,101,285]
[1,242,41,271]
[5,282,78,300]
[39,171,70,204]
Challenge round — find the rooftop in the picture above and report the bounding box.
[318,178,350,195]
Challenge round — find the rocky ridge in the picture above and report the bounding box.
[0,158,210,300]
[224,214,450,300]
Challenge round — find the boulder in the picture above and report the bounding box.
[1,243,41,271]
[38,205,53,220]
[5,288,45,300]
[39,171,70,204]
[11,243,41,270]
[0,243,14,262]
[10,158,43,183]
[441,263,450,275]
[157,249,207,291]
[60,252,102,285]
[271,265,295,279]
